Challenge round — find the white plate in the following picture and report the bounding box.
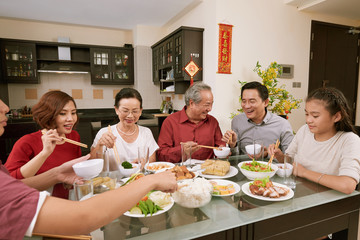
[123,197,174,218]
[241,182,294,201]
[145,162,175,173]
[199,166,239,179]
[209,179,241,197]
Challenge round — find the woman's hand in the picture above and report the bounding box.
[97,131,117,149]
[268,143,284,162]
[41,129,63,156]
[221,130,237,148]
[293,162,307,178]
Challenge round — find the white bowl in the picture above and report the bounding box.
[213,147,230,158]
[238,160,278,180]
[275,163,293,177]
[72,158,104,179]
[119,163,140,177]
[245,144,262,155]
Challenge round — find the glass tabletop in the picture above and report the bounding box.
[101,155,360,239]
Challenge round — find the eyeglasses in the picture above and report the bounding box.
[119,109,141,116]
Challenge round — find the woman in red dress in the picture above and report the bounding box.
[5,91,81,199]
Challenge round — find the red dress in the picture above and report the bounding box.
[157,106,225,163]
[5,130,81,199]
[0,163,39,240]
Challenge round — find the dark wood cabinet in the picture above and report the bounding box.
[90,47,134,85]
[151,26,204,94]
[0,40,38,84]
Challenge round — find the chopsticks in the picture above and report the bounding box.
[33,233,92,240]
[267,139,280,168]
[197,145,222,151]
[41,129,88,148]
[108,125,121,164]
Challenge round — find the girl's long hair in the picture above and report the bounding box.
[306,87,355,133]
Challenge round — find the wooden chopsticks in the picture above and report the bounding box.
[33,232,92,240]
[108,125,121,164]
[197,145,222,151]
[267,139,280,168]
[41,129,88,148]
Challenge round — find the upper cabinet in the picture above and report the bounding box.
[151,26,204,94]
[90,47,134,85]
[0,40,38,84]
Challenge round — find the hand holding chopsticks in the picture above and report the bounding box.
[197,145,222,151]
[41,129,88,148]
[267,139,280,168]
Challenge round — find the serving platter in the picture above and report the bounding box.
[241,182,294,201]
[209,179,241,197]
[199,166,238,179]
[123,197,174,218]
[145,162,175,173]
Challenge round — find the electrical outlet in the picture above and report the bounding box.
[292,82,301,88]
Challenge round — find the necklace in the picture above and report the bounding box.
[117,124,137,136]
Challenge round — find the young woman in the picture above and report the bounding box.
[91,88,158,165]
[5,91,81,199]
[269,87,360,194]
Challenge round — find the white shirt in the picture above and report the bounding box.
[286,124,360,183]
[92,124,159,163]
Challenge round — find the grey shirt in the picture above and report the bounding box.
[231,111,294,155]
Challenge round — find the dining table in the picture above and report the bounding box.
[99,155,360,240]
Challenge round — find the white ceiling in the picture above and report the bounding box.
[285,0,360,22]
[0,0,359,30]
[0,0,200,30]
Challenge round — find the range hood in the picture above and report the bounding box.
[38,38,90,74]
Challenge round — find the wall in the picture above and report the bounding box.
[160,0,360,132]
[0,18,162,110]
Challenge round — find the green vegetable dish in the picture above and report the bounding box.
[122,161,133,169]
[241,159,273,172]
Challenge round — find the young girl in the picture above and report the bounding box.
[269,87,360,194]
[5,91,81,199]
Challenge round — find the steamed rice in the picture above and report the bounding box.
[172,178,212,208]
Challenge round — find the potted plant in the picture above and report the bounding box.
[232,61,302,119]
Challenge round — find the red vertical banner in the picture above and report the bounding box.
[217,23,233,74]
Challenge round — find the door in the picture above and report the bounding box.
[309,21,360,122]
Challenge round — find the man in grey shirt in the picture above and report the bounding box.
[222,81,294,157]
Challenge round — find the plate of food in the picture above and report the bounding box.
[124,191,174,217]
[199,161,238,179]
[164,165,198,181]
[209,179,241,196]
[241,177,294,201]
[145,162,175,173]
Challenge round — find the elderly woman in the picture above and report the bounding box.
[5,91,81,199]
[91,88,158,165]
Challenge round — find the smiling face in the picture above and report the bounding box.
[0,100,9,137]
[115,98,142,127]
[305,99,341,141]
[55,100,77,136]
[241,89,269,124]
[187,90,213,122]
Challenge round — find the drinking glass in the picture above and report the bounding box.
[138,146,150,174]
[284,154,297,189]
[181,142,192,167]
[74,180,93,201]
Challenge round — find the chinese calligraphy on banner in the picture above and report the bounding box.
[217,23,233,74]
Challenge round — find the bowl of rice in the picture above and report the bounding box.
[172,178,213,208]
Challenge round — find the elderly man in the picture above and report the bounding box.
[157,83,225,163]
[223,81,294,157]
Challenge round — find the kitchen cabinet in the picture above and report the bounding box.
[151,26,204,94]
[0,40,38,84]
[90,47,134,85]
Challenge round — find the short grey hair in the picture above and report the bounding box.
[185,82,212,106]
